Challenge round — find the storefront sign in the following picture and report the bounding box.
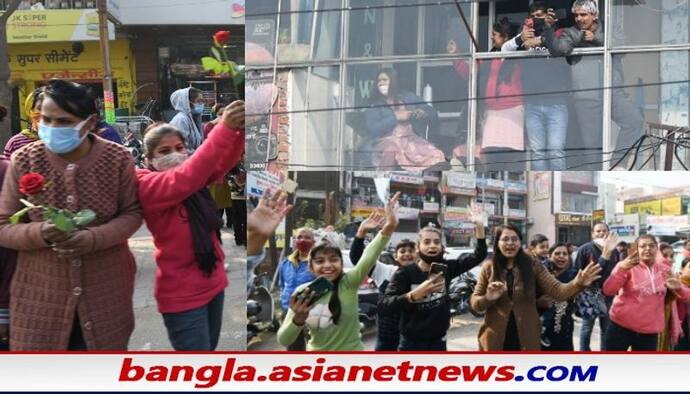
[446,172,476,190]
[625,199,663,215]
[9,40,135,118]
[352,207,376,218]
[532,172,550,201]
[592,209,605,223]
[610,225,637,237]
[506,181,527,194]
[444,207,470,221]
[557,213,592,226]
[397,207,420,220]
[423,202,440,212]
[476,178,505,189]
[647,215,690,236]
[5,10,115,43]
[662,197,682,216]
[247,170,283,198]
[390,173,424,185]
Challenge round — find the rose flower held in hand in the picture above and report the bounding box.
[10,172,96,233]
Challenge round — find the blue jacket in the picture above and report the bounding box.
[96,120,123,144]
[364,91,439,140]
[278,251,316,310]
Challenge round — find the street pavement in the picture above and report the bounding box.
[127,225,246,350]
[248,313,602,351]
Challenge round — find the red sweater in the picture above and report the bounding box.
[137,122,244,313]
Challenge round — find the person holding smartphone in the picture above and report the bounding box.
[380,206,487,351]
[471,225,602,351]
[501,1,572,171]
[276,193,400,351]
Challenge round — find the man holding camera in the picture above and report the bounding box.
[501,1,571,171]
[544,0,644,170]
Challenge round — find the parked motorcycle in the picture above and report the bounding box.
[247,272,279,343]
[448,271,484,318]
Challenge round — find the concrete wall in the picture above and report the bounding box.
[527,172,556,242]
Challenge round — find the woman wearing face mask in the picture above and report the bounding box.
[136,100,245,350]
[603,235,690,351]
[0,79,142,350]
[169,87,206,155]
[277,193,400,351]
[349,211,417,350]
[363,68,446,171]
[538,244,578,351]
[277,227,317,351]
[380,208,487,351]
[3,88,43,159]
[471,225,602,351]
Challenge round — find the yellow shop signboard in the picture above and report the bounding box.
[5,10,115,43]
[9,40,135,117]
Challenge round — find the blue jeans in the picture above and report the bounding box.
[162,291,225,351]
[525,103,568,170]
[399,336,447,351]
[579,314,609,351]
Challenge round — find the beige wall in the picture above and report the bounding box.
[527,172,557,243]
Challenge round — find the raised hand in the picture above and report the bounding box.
[545,8,557,27]
[619,250,640,271]
[356,210,385,238]
[222,100,245,130]
[575,261,603,287]
[666,274,682,291]
[583,30,595,42]
[381,192,400,236]
[602,232,620,259]
[485,281,507,301]
[468,202,487,239]
[247,189,293,255]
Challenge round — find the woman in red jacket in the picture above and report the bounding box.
[137,101,245,350]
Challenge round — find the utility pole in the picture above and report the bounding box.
[97,0,115,124]
[0,0,23,148]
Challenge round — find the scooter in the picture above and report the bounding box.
[448,271,484,318]
[247,272,279,343]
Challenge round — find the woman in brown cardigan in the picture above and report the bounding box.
[471,225,601,351]
[0,80,142,350]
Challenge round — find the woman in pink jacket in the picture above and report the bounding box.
[137,101,244,350]
[603,235,690,351]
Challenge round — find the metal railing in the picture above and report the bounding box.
[2,0,96,10]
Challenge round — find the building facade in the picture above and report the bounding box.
[247,0,690,172]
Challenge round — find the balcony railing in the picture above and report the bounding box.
[3,0,96,10]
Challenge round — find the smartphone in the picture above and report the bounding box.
[429,263,448,277]
[532,18,546,37]
[298,276,334,305]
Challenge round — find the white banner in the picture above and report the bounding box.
[0,353,688,391]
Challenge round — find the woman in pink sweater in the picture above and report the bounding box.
[136,101,244,350]
[603,235,690,351]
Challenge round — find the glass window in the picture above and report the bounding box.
[609,51,690,170]
[474,53,604,172]
[422,1,472,56]
[611,0,690,47]
[246,0,279,67]
[342,60,470,171]
[561,192,596,213]
[288,66,342,170]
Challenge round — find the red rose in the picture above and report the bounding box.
[214,30,231,46]
[19,172,45,195]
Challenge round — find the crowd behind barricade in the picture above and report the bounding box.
[0,79,246,351]
[248,193,690,352]
[361,0,645,172]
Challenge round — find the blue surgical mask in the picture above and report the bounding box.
[38,119,89,154]
[194,103,205,114]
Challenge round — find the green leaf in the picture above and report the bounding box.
[73,209,96,227]
[51,211,75,233]
[201,57,223,74]
[9,206,32,225]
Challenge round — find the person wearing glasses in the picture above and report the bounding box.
[471,225,602,351]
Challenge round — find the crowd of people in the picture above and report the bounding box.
[249,192,690,352]
[361,0,644,172]
[0,79,246,351]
